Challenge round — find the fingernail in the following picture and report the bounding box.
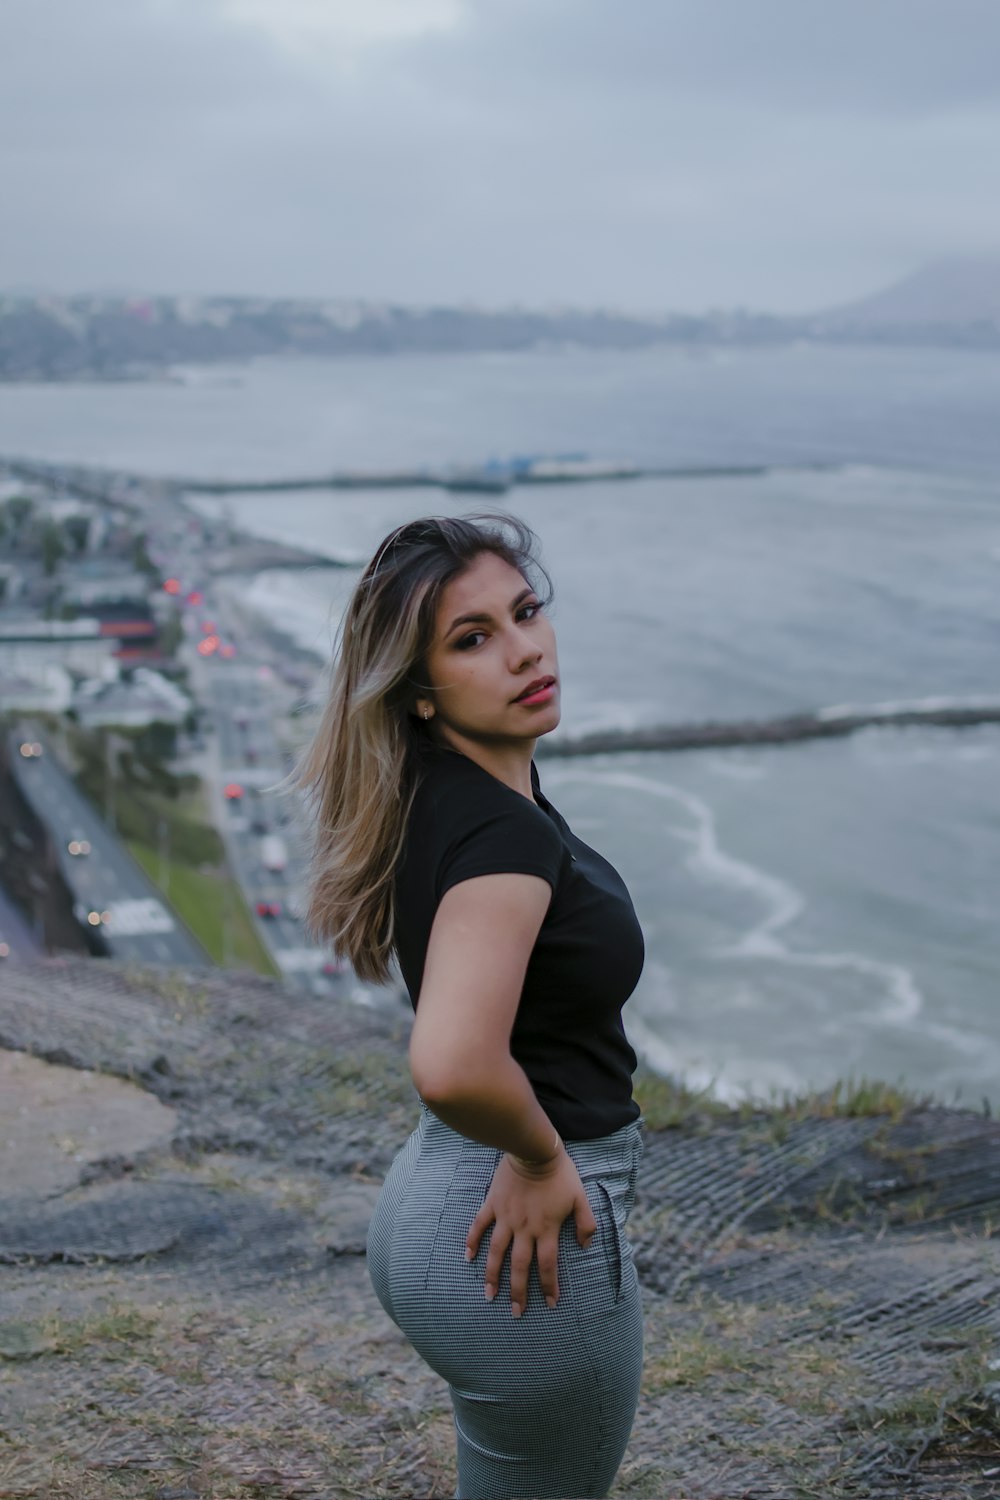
[484,1283,496,1302]
[465,1248,473,1262]
[511,1302,522,1319]
[546,1296,557,1309]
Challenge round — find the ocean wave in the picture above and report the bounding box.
[817,693,1000,721]
[546,765,925,1035]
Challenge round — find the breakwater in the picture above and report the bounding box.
[539,698,1000,757]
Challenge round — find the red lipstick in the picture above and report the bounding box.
[513,676,557,706]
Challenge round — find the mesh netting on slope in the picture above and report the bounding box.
[0,959,997,1500]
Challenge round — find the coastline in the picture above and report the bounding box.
[218,551,1000,756]
[5,450,997,1118]
[12,449,1000,753]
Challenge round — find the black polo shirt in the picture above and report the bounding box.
[394,742,644,1140]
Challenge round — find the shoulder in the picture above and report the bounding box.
[412,744,548,825]
[409,744,566,896]
[414,743,502,800]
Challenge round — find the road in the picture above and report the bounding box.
[0,881,42,962]
[162,520,349,996]
[8,731,209,967]
[2,491,353,992]
[188,657,350,992]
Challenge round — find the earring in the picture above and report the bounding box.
[422,707,431,720]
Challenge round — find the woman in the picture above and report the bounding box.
[298,514,646,1499]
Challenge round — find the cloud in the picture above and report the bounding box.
[420,0,1000,119]
[216,0,467,62]
[1,0,998,308]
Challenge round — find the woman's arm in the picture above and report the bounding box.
[410,872,559,1159]
[409,873,597,1316]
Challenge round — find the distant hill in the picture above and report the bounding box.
[811,254,1000,330]
[0,297,789,380]
[2,260,1000,380]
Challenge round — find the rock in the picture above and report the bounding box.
[0,1048,177,1198]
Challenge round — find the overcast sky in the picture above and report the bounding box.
[3,0,999,313]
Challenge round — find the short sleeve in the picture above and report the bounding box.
[436,791,566,903]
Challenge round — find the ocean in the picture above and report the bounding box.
[2,342,998,1105]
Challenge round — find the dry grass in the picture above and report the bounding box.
[634,1067,937,1134]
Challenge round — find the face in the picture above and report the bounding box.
[417,551,560,750]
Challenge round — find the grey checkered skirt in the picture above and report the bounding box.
[367,1103,644,1499]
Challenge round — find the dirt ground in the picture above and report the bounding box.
[1,958,998,1499]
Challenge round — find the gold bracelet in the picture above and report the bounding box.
[512,1130,562,1169]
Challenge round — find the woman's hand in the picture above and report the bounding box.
[465,1147,598,1317]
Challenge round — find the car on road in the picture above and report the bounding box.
[74,902,111,926]
[18,741,43,758]
[224,782,244,801]
[67,835,92,857]
[72,901,111,955]
[255,899,282,919]
[0,940,10,959]
[259,834,288,874]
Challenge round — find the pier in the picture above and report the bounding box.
[3,453,838,504]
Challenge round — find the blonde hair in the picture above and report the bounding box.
[296,513,552,984]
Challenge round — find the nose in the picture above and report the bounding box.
[509,631,542,673]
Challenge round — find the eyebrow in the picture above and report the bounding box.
[445,586,535,637]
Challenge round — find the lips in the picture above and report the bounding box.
[513,675,556,702]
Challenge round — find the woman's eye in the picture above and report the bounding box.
[454,604,541,649]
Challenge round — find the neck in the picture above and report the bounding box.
[433,726,536,800]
